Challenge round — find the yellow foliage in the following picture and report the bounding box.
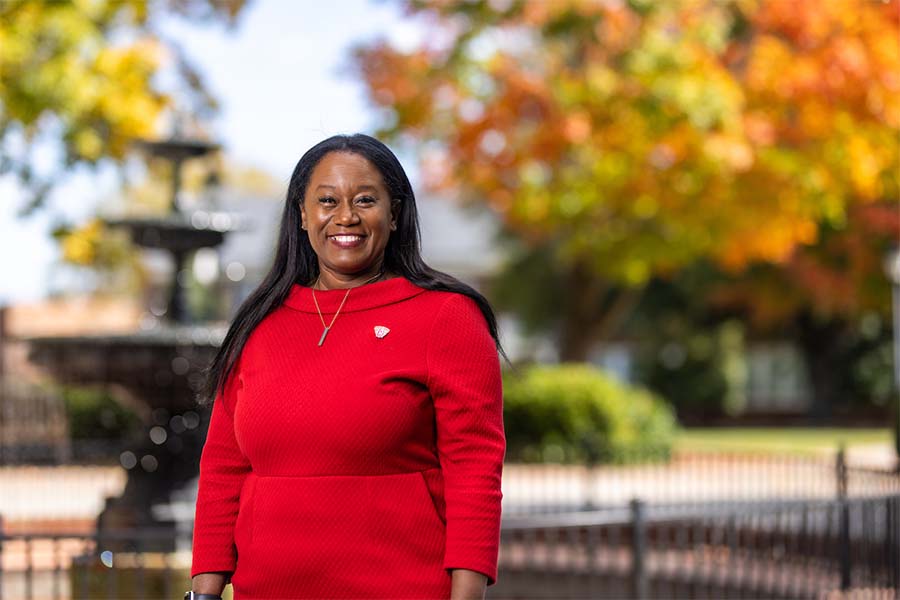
[2,0,247,215]
[61,218,105,265]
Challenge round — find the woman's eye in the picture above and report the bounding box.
[318,196,336,204]
[356,196,375,204]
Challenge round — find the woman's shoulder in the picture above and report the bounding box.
[410,288,488,336]
[419,289,497,367]
[414,286,480,313]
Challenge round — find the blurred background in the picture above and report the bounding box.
[1,0,899,598]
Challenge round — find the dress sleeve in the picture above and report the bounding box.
[426,293,506,586]
[190,358,251,579]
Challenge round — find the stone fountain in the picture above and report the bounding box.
[25,134,246,550]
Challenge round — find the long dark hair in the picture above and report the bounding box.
[197,133,510,406]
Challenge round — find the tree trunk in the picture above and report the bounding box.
[792,308,853,422]
[557,262,644,362]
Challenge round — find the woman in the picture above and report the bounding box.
[188,134,508,600]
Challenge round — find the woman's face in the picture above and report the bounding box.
[300,151,398,281]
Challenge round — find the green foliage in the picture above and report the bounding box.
[634,328,738,420]
[627,267,745,419]
[0,0,248,216]
[57,384,140,440]
[629,265,896,418]
[849,330,896,409]
[503,363,678,464]
[489,236,568,335]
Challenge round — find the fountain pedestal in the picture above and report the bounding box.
[27,327,224,550]
[25,134,247,551]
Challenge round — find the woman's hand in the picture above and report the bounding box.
[450,568,487,600]
[191,572,228,596]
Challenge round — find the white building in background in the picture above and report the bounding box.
[744,343,813,413]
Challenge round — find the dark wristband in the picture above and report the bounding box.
[184,592,222,600]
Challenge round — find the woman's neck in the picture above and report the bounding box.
[313,264,394,290]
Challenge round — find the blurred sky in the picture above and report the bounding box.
[0,0,425,304]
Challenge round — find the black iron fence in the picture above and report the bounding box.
[0,524,194,600]
[3,496,897,599]
[1,448,897,599]
[495,494,900,599]
[0,378,69,465]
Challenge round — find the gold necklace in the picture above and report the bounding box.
[311,270,385,346]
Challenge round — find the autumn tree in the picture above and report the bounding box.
[0,0,249,217]
[645,0,900,418]
[353,0,899,395]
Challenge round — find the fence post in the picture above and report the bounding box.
[836,445,851,590]
[895,496,900,592]
[24,535,32,600]
[0,513,4,600]
[630,498,647,600]
[888,495,899,591]
[580,434,600,511]
[889,494,900,593]
[584,456,595,512]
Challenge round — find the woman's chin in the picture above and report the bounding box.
[321,260,380,278]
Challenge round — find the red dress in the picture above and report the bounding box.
[191,277,506,599]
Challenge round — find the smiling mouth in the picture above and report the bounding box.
[328,234,366,248]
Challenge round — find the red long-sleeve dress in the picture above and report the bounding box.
[190,276,506,599]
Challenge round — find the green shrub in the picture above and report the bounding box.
[503,363,678,464]
[57,384,141,440]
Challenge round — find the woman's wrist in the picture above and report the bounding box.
[190,571,227,597]
[184,592,223,600]
[449,568,487,600]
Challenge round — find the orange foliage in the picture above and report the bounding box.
[354,0,899,316]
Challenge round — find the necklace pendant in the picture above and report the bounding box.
[318,327,330,346]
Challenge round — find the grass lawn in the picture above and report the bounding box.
[675,427,893,455]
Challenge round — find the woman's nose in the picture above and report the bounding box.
[334,200,359,225]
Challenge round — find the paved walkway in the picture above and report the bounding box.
[503,445,898,512]
[844,441,898,469]
[1,445,895,529]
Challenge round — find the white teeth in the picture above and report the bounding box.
[331,235,362,243]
